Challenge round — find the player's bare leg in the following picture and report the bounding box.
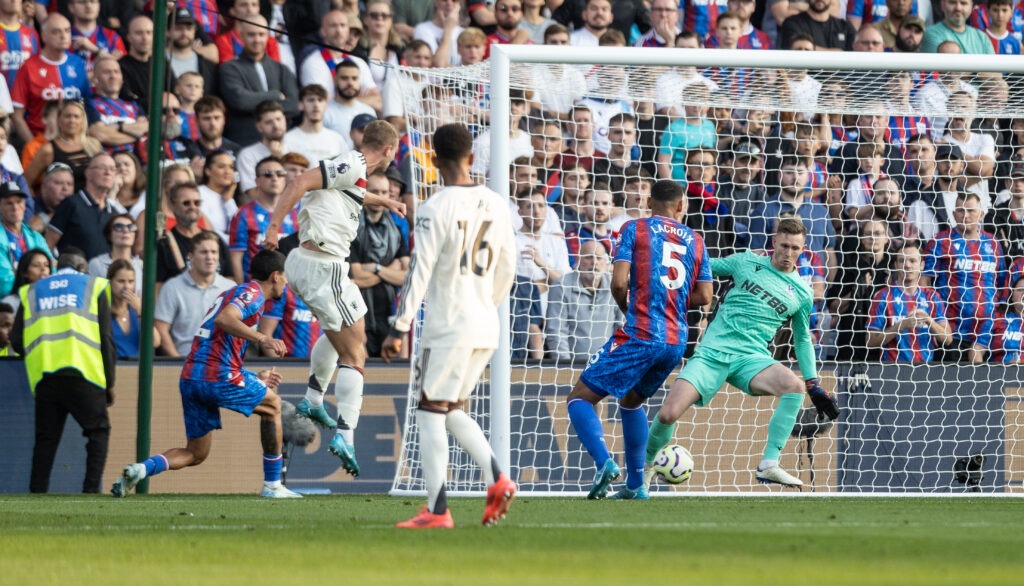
[645,378,702,491]
[324,322,367,477]
[111,434,213,497]
[748,364,805,488]
[253,389,301,497]
[566,381,620,499]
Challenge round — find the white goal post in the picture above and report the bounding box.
[390,45,1024,497]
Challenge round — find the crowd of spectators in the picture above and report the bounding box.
[0,0,1022,366]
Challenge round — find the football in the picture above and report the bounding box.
[652,445,694,484]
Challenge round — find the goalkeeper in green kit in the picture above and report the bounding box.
[645,218,840,488]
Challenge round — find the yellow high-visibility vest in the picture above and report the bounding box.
[19,271,109,392]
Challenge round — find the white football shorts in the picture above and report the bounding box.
[414,346,494,403]
[285,246,367,332]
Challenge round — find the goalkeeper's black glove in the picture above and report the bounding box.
[805,378,839,421]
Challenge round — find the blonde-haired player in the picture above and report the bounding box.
[383,123,518,529]
[263,120,404,476]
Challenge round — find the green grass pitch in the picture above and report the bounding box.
[2,495,1022,585]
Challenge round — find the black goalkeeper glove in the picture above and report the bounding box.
[805,378,839,421]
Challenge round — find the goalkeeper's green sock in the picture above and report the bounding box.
[646,416,676,465]
[762,393,803,463]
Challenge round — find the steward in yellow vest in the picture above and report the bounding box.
[11,250,116,494]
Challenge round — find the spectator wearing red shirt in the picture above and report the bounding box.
[11,14,90,144]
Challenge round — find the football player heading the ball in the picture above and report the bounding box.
[646,217,840,491]
[566,179,714,500]
[262,120,405,478]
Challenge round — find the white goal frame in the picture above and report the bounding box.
[392,45,1024,497]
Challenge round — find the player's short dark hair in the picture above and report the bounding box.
[255,100,284,120]
[299,84,328,101]
[775,217,808,237]
[433,123,474,162]
[650,179,683,204]
[250,249,287,281]
[0,301,14,315]
[988,0,1013,8]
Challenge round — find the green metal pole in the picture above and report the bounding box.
[136,0,169,494]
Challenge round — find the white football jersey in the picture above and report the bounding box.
[393,184,517,349]
[298,151,367,259]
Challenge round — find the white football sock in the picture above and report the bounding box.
[758,459,778,471]
[334,364,364,430]
[418,409,449,514]
[305,336,339,406]
[446,408,497,485]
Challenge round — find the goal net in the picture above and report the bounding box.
[390,47,1024,496]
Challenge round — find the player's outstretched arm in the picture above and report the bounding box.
[709,251,741,277]
[791,300,838,420]
[263,168,322,250]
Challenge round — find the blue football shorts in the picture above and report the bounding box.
[179,370,268,439]
[579,332,687,400]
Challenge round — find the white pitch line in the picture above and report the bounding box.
[0,520,1009,532]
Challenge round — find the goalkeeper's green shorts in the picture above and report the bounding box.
[676,347,777,407]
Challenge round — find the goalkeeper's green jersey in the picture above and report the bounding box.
[701,251,818,380]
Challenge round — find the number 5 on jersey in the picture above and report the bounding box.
[661,242,689,290]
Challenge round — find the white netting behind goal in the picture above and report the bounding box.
[390,49,1024,496]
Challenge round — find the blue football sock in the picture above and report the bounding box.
[619,404,648,490]
[763,393,803,461]
[262,454,283,484]
[143,455,168,477]
[567,398,610,469]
